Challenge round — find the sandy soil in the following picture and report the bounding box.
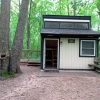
[0,64,100,100]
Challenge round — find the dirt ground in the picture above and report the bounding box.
[0,64,100,100]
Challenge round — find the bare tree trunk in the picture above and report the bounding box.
[67,5,70,16]
[0,1,1,14]
[66,0,70,16]
[59,0,61,14]
[27,0,32,49]
[11,0,29,73]
[27,21,30,49]
[0,0,10,75]
[73,0,77,16]
[19,0,21,10]
[98,13,100,32]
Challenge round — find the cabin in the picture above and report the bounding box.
[40,15,100,71]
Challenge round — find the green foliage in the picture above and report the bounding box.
[2,70,15,78]
[10,0,100,58]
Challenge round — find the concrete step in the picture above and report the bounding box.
[44,69,59,72]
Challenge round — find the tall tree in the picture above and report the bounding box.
[95,0,100,31]
[71,0,77,16]
[67,0,70,16]
[0,0,10,75]
[27,0,32,49]
[11,0,29,73]
[9,0,100,62]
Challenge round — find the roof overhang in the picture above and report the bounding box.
[41,29,100,37]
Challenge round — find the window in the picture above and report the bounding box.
[75,23,88,29]
[44,21,89,29]
[45,22,59,28]
[60,23,74,28]
[80,40,96,56]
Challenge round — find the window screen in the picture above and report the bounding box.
[80,40,96,56]
[60,23,74,28]
[75,23,88,29]
[45,22,59,28]
[44,21,89,29]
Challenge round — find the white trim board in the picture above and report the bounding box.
[44,18,90,22]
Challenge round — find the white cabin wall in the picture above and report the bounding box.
[60,38,94,69]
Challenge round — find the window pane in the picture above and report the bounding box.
[60,23,74,28]
[82,41,94,48]
[45,22,59,28]
[75,23,88,29]
[80,40,95,56]
[82,49,94,55]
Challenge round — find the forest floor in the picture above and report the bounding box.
[0,64,100,100]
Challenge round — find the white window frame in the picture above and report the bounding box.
[80,40,96,57]
[43,38,59,69]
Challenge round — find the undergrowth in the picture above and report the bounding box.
[2,70,15,78]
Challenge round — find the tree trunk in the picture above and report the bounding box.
[98,15,100,32]
[66,0,70,16]
[27,21,30,49]
[26,0,32,50]
[0,0,10,75]
[59,0,61,14]
[11,0,29,73]
[73,0,77,16]
[67,5,70,16]
[19,0,21,11]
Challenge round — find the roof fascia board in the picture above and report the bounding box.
[43,15,91,20]
[44,18,90,22]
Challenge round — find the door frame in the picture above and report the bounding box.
[43,38,59,70]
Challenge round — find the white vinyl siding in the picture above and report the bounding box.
[60,38,94,69]
[80,40,96,56]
